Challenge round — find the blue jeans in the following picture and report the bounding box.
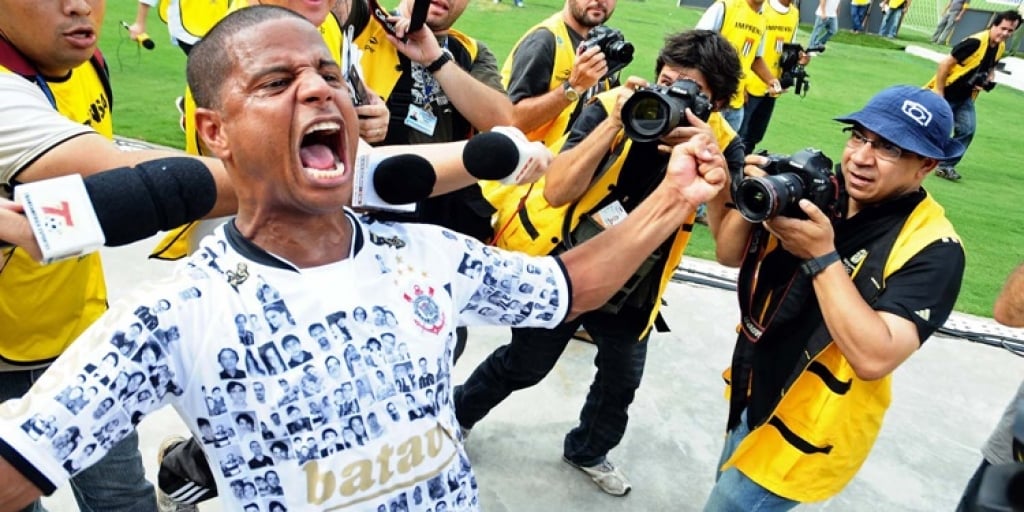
[0,368,157,512]
[879,8,905,37]
[808,16,838,47]
[720,106,744,132]
[850,4,868,31]
[454,310,649,466]
[943,97,976,168]
[739,95,777,153]
[704,411,800,512]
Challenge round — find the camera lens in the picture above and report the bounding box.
[734,174,804,222]
[622,90,682,143]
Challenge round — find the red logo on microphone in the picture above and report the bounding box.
[40,201,74,233]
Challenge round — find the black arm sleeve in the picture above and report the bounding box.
[505,29,559,104]
[873,239,966,344]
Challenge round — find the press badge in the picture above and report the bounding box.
[592,200,627,228]
[405,104,437,136]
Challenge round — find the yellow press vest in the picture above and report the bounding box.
[500,14,611,148]
[0,61,113,364]
[354,21,477,101]
[722,194,959,502]
[926,29,1004,93]
[718,0,766,109]
[157,0,230,39]
[888,0,906,9]
[487,89,736,335]
[155,8,347,260]
[746,3,797,98]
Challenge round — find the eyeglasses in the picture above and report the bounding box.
[843,127,903,162]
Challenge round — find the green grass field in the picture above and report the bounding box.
[96,0,1024,316]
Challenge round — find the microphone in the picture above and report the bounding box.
[120,21,155,50]
[13,157,217,263]
[352,153,435,212]
[462,127,552,184]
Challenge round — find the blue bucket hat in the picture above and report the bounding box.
[834,85,965,161]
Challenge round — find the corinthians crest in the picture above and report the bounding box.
[403,284,445,334]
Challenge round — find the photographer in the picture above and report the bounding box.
[456,30,744,497]
[696,0,781,131]
[499,0,622,148]
[738,0,808,153]
[956,263,1024,512]
[926,10,1021,181]
[706,85,966,510]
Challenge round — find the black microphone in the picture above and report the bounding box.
[86,157,217,246]
[371,154,436,205]
[461,131,522,181]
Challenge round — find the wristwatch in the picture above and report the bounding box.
[800,251,841,278]
[562,81,580,102]
[425,49,453,74]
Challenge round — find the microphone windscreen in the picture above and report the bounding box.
[83,157,217,246]
[407,0,430,33]
[462,132,520,181]
[141,38,155,50]
[372,154,437,205]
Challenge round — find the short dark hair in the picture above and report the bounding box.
[187,5,306,109]
[655,30,742,108]
[993,10,1023,27]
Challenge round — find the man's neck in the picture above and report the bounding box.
[235,210,353,268]
[563,10,590,38]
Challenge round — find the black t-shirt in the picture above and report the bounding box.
[944,37,998,102]
[561,101,746,327]
[746,192,965,427]
[506,26,584,104]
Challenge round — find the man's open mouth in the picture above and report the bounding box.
[299,121,345,180]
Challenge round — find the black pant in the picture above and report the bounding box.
[739,95,777,154]
[454,310,649,465]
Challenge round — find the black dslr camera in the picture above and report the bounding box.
[778,43,824,97]
[579,25,635,78]
[620,79,713,143]
[968,70,998,92]
[733,148,842,222]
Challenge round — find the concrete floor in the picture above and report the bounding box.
[36,234,1024,511]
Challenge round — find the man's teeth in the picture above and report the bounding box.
[304,158,345,179]
[305,121,340,135]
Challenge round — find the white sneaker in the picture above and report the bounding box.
[563,456,632,496]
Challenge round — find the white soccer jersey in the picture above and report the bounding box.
[0,210,570,511]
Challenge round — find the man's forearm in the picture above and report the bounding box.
[0,456,42,512]
[511,87,572,134]
[432,66,513,131]
[543,119,620,206]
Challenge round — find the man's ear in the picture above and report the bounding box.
[918,157,939,179]
[195,108,230,160]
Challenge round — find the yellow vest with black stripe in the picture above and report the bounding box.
[158,0,230,39]
[746,2,797,98]
[488,88,736,335]
[155,7,347,260]
[722,194,959,502]
[0,60,112,365]
[500,14,611,148]
[354,21,477,101]
[926,29,1004,93]
[718,0,766,108]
